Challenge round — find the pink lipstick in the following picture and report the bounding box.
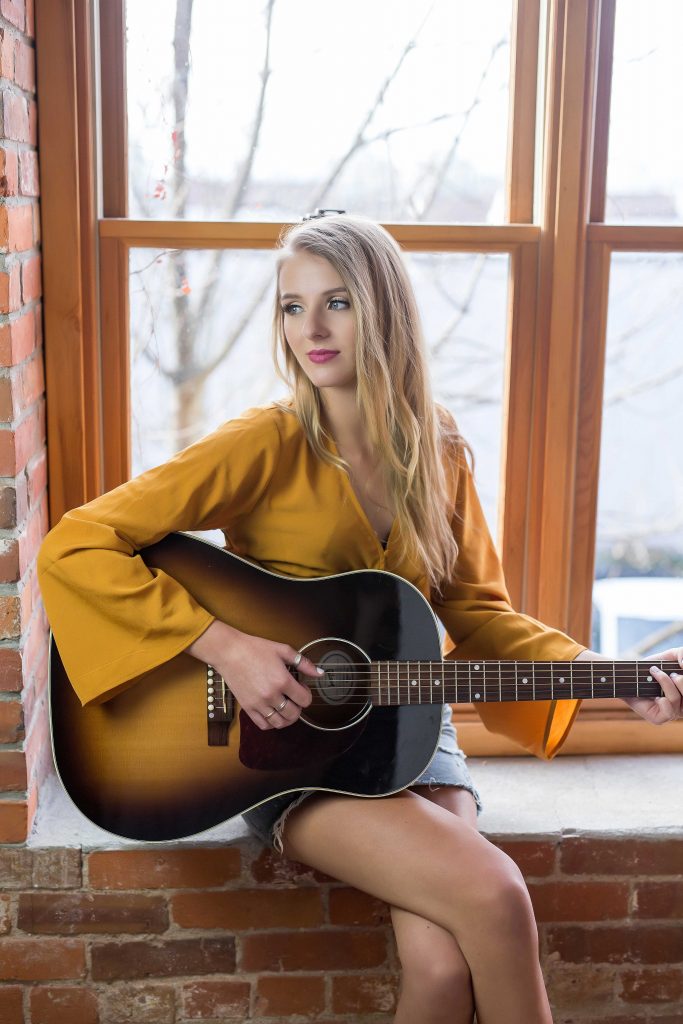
[308,350,339,363]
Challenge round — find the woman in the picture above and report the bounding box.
[38,213,683,1024]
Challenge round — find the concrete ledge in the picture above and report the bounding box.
[27,754,683,850]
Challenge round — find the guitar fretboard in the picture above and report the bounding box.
[369,659,675,705]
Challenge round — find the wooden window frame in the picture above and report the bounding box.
[35,0,683,754]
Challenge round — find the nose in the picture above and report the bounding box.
[302,307,330,340]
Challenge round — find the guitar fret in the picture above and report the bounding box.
[370,656,672,709]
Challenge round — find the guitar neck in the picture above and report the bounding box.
[369,659,676,706]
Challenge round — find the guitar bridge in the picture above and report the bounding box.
[206,665,233,746]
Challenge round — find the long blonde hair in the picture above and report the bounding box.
[270,213,471,595]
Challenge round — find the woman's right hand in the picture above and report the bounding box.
[185,618,321,730]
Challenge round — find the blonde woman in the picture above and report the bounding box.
[38,213,683,1024]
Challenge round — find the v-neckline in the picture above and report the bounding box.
[325,434,396,551]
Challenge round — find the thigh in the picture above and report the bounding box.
[390,786,479,971]
[409,784,479,828]
[280,788,514,938]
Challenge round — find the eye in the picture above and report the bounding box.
[280,297,350,315]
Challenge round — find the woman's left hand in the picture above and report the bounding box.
[622,646,683,725]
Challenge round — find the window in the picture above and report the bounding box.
[38,0,683,754]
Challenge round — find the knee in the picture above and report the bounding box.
[476,851,538,938]
[400,943,472,1005]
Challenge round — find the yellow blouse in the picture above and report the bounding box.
[37,402,586,758]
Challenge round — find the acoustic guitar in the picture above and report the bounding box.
[48,532,669,842]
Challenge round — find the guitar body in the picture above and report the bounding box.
[49,533,444,842]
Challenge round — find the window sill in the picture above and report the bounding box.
[27,754,683,851]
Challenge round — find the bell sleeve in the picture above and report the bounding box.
[432,447,587,759]
[37,406,282,708]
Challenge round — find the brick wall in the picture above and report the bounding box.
[0,834,681,1023]
[0,0,48,848]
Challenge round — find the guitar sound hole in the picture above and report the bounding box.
[297,638,372,730]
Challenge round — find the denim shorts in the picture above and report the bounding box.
[242,703,483,853]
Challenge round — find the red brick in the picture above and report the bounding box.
[0,938,85,980]
[0,645,21,689]
[0,408,44,477]
[182,979,251,1020]
[0,260,21,312]
[620,967,683,1003]
[250,846,333,885]
[13,37,34,92]
[98,983,175,1024]
[0,145,18,196]
[560,837,683,876]
[0,892,10,933]
[91,938,235,981]
[0,986,24,1024]
[0,375,11,420]
[0,593,21,639]
[18,503,45,577]
[332,973,399,1014]
[0,799,26,841]
[18,892,168,934]
[20,252,40,301]
[2,90,29,143]
[634,881,683,920]
[495,837,557,876]
[0,697,23,740]
[529,881,630,922]
[255,975,325,1018]
[18,147,37,196]
[0,203,33,251]
[172,886,323,930]
[0,483,16,527]
[0,749,26,790]
[544,963,618,1008]
[0,307,36,365]
[0,0,25,32]
[25,0,31,37]
[0,26,12,79]
[87,846,241,889]
[3,352,45,424]
[0,535,19,579]
[26,446,46,508]
[241,928,387,972]
[328,886,391,925]
[0,847,81,890]
[547,924,683,964]
[30,985,98,1024]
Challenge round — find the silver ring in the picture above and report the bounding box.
[264,696,289,720]
[292,652,303,668]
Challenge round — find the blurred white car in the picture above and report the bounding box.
[591,577,683,657]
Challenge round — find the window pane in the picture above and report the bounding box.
[126,0,514,224]
[606,0,683,224]
[129,248,509,541]
[591,253,683,657]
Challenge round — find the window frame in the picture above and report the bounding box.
[35,0,683,754]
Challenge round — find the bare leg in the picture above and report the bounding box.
[280,788,551,1024]
[391,787,479,1024]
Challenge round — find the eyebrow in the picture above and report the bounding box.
[280,286,349,300]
